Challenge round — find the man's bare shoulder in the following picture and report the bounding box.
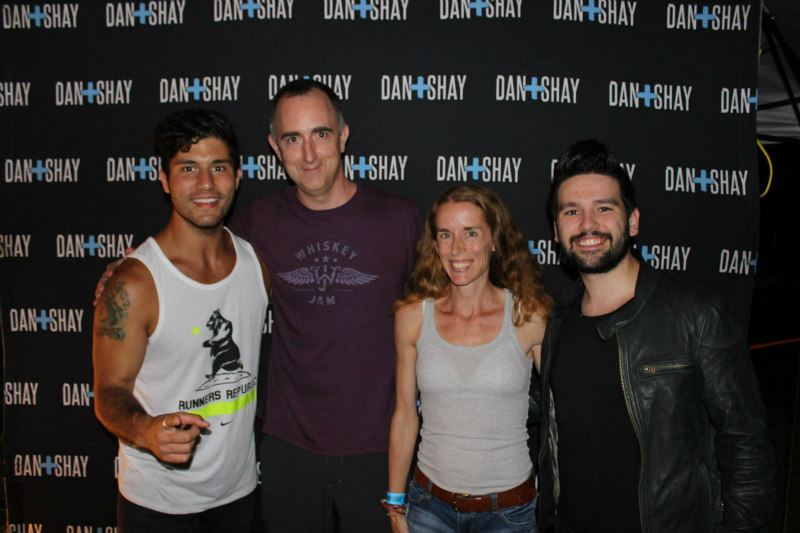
[107,257,156,294]
[94,258,156,341]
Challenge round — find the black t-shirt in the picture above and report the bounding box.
[549,305,641,533]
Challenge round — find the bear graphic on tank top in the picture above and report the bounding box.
[196,309,251,391]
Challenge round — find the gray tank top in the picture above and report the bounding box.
[416,288,533,494]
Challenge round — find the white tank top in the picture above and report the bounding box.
[118,229,268,514]
[416,288,533,494]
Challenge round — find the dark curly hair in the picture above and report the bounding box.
[154,109,240,175]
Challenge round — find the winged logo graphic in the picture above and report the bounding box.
[278,265,379,291]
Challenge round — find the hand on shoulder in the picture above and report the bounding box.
[93,247,135,306]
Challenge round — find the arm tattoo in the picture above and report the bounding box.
[96,281,130,341]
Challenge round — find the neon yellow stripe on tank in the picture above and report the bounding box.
[187,389,256,419]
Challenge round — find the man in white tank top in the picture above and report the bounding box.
[92,110,270,532]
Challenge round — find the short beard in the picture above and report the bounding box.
[561,228,631,274]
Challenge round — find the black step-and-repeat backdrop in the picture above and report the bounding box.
[1,1,760,531]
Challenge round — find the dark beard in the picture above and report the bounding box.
[561,229,632,274]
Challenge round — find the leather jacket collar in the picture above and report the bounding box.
[560,259,658,341]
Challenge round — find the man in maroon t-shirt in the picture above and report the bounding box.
[231,79,421,533]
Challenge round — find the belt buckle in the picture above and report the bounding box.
[450,492,472,512]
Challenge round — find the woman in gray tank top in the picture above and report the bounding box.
[384,185,552,533]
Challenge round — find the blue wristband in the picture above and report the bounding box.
[386,492,406,505]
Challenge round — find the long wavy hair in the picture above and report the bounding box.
[395,185,552,326]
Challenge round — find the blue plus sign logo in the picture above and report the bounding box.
[30,160,49,181]
[186,78,207,101]
[748,89,758,109]
[34,310,54,331]
[82,235,103,257]
[748,252,758,273]
[352,0,375,18]
[28,5,49,27]
[241,156,262,179]
[40,456,58,475]
[692,169,713,192]
[81,82,102,104]
[351,156,374,179]
[241,0,262,18]
[637,84,658,108]
[469,0,490,16]
[410,76,432,99]
[528,241,543,257]
[695,6,716,28]
[133,158,152,180]
[640,245,656,262]
[465,158,486,181]
[132,3,153,24]
[581,0,602,21]
[524,77,546,101]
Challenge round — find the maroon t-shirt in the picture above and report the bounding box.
[231,184,422,455]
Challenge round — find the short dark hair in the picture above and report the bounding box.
[548,139,636,219]
[154,109,240,174]
[269,78,345,135]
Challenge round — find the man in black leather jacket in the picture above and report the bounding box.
[535,140,775,533]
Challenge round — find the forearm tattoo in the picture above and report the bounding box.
[96,281,130,341]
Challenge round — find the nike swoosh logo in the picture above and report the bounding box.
[221,420,232,426]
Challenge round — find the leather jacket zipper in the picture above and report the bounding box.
[638,362,692,376]
[618,331,647,533]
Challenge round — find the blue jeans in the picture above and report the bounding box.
[406,478,538,533]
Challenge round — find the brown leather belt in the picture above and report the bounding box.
[414,467,535,513]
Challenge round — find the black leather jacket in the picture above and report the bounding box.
[536,263,775,532]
